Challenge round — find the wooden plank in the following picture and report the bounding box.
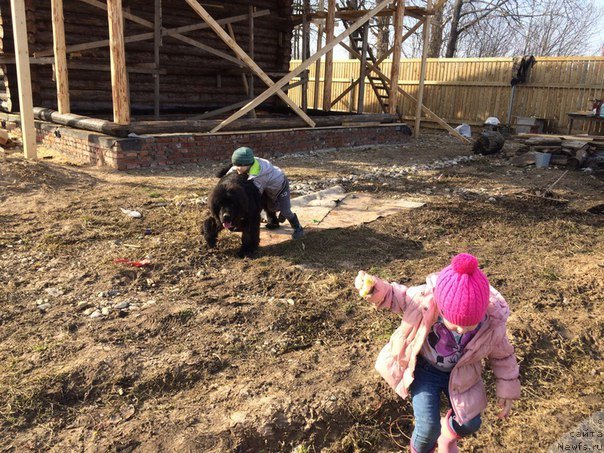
[301,0,310,112]
[415,4,430,136]
[10,0,36,158]
[389,0,405,114]
[184,0,315,127]
[107,0,130,124]
[35,7,270,62]
[322,0,336,111]
[215,0,397,133]
[154,0,162,119]
[51,0,70,114]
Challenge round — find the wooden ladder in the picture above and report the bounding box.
[341,14,404,121]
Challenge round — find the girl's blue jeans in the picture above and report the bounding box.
[409,356,482,453]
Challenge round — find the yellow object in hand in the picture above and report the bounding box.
[360,275,376,297]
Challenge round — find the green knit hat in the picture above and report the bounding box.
[232,147,255,166]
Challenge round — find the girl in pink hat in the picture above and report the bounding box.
[355,253,520,453]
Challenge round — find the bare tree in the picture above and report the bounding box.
[429,4,445,57]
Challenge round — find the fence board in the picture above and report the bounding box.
[289,56,604,134]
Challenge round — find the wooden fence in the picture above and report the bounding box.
[288,56,604,134]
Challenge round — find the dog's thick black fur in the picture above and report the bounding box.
[203,166,277,258]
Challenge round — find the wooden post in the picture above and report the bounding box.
[389,0,405,115]
[357,25,369,113]
[248,5,256,118]
[10,0,36,158]
[415,2,431,136]
[348,77,355,112]
[184,0,314,127]
[212,0,396,132]
[301,0,310,112]
[313,0,325,109]
[154,0,161,119]
[107,0,130,125]
[51,0,70,114]
[322,0,335,111]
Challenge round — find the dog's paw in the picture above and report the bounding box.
[237,247,257,259]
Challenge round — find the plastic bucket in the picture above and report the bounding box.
[535,152,552,168]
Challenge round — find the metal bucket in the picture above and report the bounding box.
[535,152,552,168]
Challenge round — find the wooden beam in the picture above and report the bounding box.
[154,0,162,119]
[33,107,129,137]
[184,0,315,127]
[131,113,397,135]
[357,25,369,113]
[35,6,270,63]
[322,0,336,111]
[107,0,130,124]
[247,5,256,118]
[313,0,325,109]
[67,62,166,74]
[415,7,430,136]
[51,0,70,114]
[301,0,310,112]
[212,0,396,132]
[75,0,242,66]
[389,0,405,115]
[10,0,36,158]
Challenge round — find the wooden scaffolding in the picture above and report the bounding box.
[6,0,469,160]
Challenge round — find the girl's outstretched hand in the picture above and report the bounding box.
[497,398,513,419]
[355,271,376,297]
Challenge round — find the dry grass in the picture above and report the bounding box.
[0,133,602,451]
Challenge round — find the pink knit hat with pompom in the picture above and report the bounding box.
[435,253,490,326]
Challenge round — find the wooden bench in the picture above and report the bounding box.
[567,111,604,135]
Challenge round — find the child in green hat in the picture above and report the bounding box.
[229,147,304,239]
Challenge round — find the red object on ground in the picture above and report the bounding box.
[114,258,152,268]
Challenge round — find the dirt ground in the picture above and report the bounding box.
[0,131,602,452]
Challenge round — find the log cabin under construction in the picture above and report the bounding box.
[0,0,465,169]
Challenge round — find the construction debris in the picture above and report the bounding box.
[512,134,604,170]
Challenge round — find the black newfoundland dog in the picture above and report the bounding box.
[203,168,278,258]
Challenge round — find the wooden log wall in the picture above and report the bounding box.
[290,56,604,135]
[0,0,294,114]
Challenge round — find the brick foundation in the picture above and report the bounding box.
[13,119,412,170]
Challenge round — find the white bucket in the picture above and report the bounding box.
[535,152,552,168]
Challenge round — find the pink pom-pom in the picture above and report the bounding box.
[451,253,478,275]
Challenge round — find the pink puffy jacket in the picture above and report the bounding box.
[368,273,521,425]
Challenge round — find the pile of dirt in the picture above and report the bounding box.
[0,132,602,451]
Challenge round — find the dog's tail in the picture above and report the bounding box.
[215,164,232,178]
